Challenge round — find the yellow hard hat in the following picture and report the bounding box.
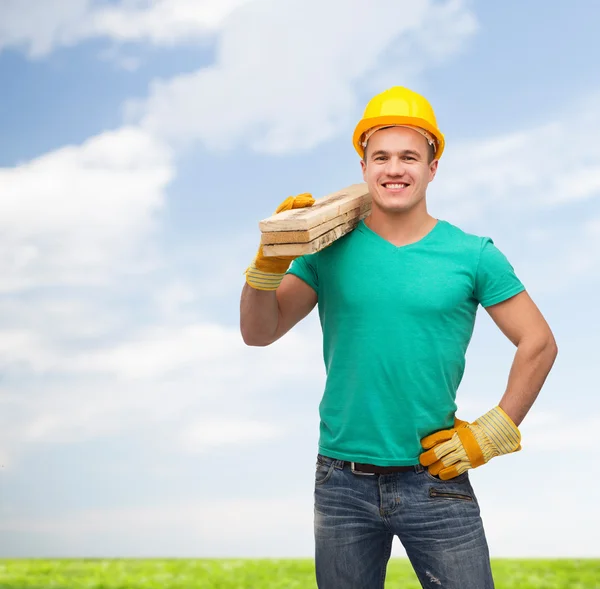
[353,86,445,160]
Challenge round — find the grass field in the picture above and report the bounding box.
[0,558,598,588]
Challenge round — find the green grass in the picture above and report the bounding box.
[0,558,598,588]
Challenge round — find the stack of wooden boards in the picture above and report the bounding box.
[260,183,371,257]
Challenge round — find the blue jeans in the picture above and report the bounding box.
[314,454,494,589]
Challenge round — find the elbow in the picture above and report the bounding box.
[240,327,274,347]
[535,331,558,362]
[519,330,558,361]
[242,336,272,347]
[546,336,559,374]
[547,333,558,360]
[542,327,558,356]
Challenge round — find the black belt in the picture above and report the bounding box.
[344,461,418,475]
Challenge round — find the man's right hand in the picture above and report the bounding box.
[245,193,314,291]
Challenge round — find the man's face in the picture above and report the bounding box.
[360,126,438,215]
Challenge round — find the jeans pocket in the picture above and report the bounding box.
[428,487,474,501]
[315,454,336,486]
[422,469,475,501]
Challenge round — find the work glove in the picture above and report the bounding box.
[245,193,315,291]
[419,406,521,480]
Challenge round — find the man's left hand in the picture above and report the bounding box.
[419,406,522,480]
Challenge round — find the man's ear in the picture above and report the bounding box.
[360,158,367,180]
[428,159,439,182]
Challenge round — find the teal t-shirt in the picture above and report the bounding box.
[286,218,525,466]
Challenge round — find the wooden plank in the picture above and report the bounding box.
[260,201,371,245]
[258,183,370,232]
[262,209,370,257]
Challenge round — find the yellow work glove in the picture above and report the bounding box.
[245,193,315,291]
[419,406,522,480]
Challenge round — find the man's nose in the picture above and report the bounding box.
[385,157,406,176]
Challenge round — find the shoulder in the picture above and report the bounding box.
[435,219,490,252]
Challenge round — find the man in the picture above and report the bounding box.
[240,86,557,589]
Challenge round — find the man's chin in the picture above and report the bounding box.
[378,203,414,215]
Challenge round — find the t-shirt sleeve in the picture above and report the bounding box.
[286,253,319,294]
[474,237,525,307]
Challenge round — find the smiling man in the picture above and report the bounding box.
[240,86,558,589]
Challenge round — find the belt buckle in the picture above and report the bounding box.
[351,462,376,476]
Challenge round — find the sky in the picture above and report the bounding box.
[0,0,599,559]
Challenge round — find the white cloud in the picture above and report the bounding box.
[520,414,600,451]
[0,329,49,372]
[2,461,598,558]
[483,489,600,557]
[1,1,478,153]
[0,0,253,57]
[0,319,323,466]
[0,296,127,341]
[425,92,600,295]
[432,93,600,222]
[0,126,173,291]
[73,323,240,379]
[153,281,198,320]
[86,0,253,44]
[129,0,477,154]
[0,0,91,57]
[520,215,600,294]
[179,417,282,452]
[0,496,314,557]
[0,319,320,382]
[0,136,322,466]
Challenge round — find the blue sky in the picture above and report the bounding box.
[1,0,599,559]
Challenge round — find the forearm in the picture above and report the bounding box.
[498,335,558,426]
[240,282,280,346]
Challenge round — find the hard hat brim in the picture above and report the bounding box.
[353,115,445,160]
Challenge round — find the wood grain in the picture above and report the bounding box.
[258,183,370,232]
[260,202,371,245]
[262,209,370,257]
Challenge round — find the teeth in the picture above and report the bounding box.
[385,183,408,188]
